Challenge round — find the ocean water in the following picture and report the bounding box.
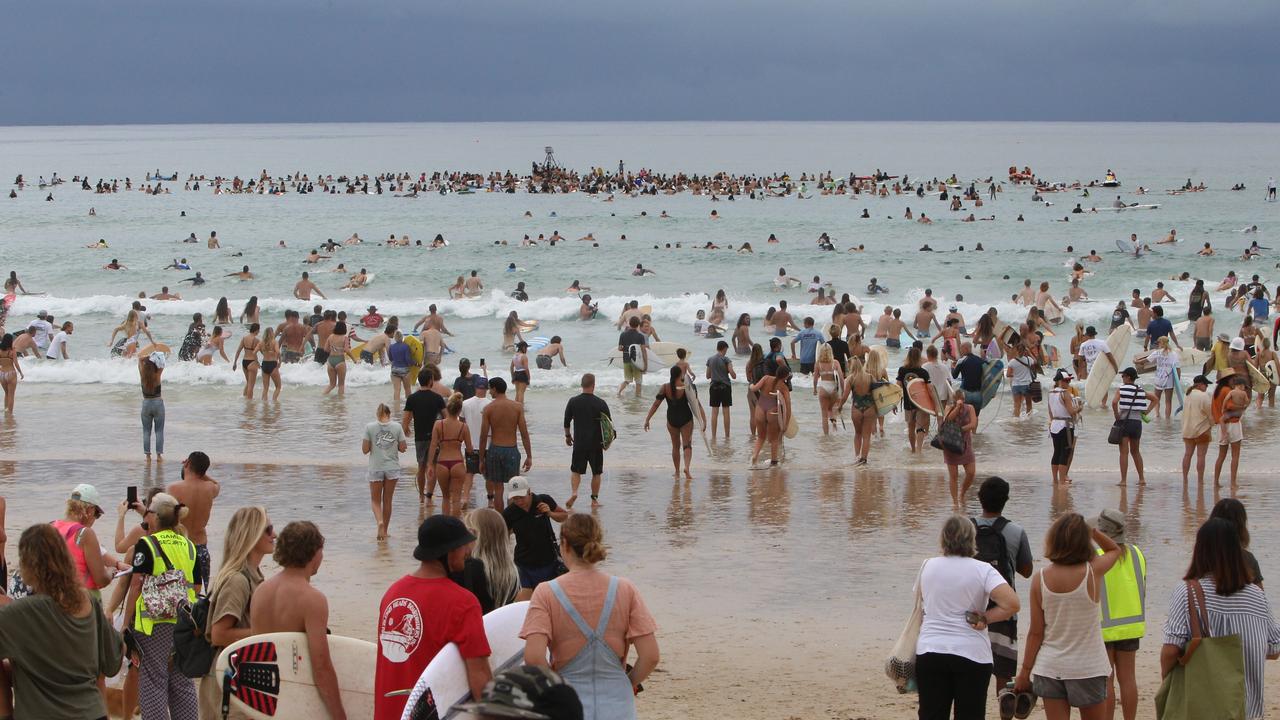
[3,122,1280,718]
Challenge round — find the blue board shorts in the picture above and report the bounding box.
[517,562,561,590]
[486,445,521,484]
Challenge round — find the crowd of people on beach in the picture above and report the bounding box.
[3,160,1280,720]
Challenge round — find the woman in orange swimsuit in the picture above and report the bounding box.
[428,392,473,517]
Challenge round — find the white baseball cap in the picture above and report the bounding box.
[70,483,102,509]
[505,476,533,503]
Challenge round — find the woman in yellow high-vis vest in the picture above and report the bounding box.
[1096,509,1146,720]
[122,493,199,720]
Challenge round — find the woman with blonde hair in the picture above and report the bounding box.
[122,493,199,719]
[1149,335,1180,417]
[522,513,659,720]
[428,393,472,517]
[50,483,126,597]
[108,309,153,358]
[258,327,282,400]
[363,403,407,540]
[198,507,275,718]
[865,346,890,437]
[813,344,841,435]
[460,508,519,613]
[839,356,877,465]
[0,524,124,720]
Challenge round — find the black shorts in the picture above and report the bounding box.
[571,445,603,475]
[512,370,530,384]
[709,381,732,407]
[1121,418,1143,440]
[800,362,814,374]
[1105,638,1140,652]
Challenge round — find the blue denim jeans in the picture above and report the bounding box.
[141,397,165,455]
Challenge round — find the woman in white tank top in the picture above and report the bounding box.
[1014,513,1123,717]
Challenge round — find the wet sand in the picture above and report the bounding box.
[5,379,1280,718]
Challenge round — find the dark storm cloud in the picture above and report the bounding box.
[2,0,1277,124]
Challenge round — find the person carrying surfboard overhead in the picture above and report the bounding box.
[374,515,492,720]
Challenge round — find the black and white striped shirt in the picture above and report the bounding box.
[1116,383,1148,419]
[1163,577,1280,719]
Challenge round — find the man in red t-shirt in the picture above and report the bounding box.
[374,515,492,720]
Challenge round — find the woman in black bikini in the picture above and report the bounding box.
[232,323,260,399]
[643,366,696,478]
[258,327,282,401]
[428,392,473,517]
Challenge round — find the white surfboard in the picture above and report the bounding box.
[217,633,376,720]
[339,272,377,291]
[607,341,687,373]
[400,601,530,720]
[1083,324,1132,408]
[685,378,712,453]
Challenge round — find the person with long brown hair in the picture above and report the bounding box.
[139,350,165,462]
[258,326,282,400]
[428,393,472,517]
[1014,513,1122,720]
[749,364,792,467]
[839,356,876,466]
[521,513,659,720]
[0,524,124,719]
[1161,518,1280,719]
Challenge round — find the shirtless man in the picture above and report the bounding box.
[1151,282,1176,303]
[1064,279,1089,305]
[1129,289,1144,309]
[771,300,800,337]
[294,271,326,301]
[413,305,453,336]
[10,330,37,358]
[150,287,182,301]
[944,305,966,333]
[884,308,909,348]
[166,451,220,594]
[616,300,642,330]
[1159,229,1178,245]
[873,307,893,339]
[578,295,599,321]
[1198,242,1215,257]
[841,302,866,340]
[1017,280,1035,306]
[420,326,447,368]
[225,265,254,281]
[312,310,337,363]
[1193,308,1215,351]
[277,310,309,363]
[342,268,369,289]
[361,327,394,365]
[304,250,330,264]
[250,522,347,720]
[912,302,942,338]
[463,270,484,297]
[477,377,533,511]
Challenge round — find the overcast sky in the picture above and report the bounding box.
[4,0,1277,125]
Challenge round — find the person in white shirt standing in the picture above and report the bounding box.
[1180,375,1213,484]
[1047,369,1081,484]
[1075,326,1118,402]
[26,311,53,356]
[460,377,491,506]
[45,322,73,360]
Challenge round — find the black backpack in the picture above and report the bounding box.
[972,517,1014,585]
[173,594,215,678]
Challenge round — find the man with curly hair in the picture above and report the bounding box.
[250,521,348,720]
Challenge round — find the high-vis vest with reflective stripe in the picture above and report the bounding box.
[132,529,197,635]
[1098,544,1147,642]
